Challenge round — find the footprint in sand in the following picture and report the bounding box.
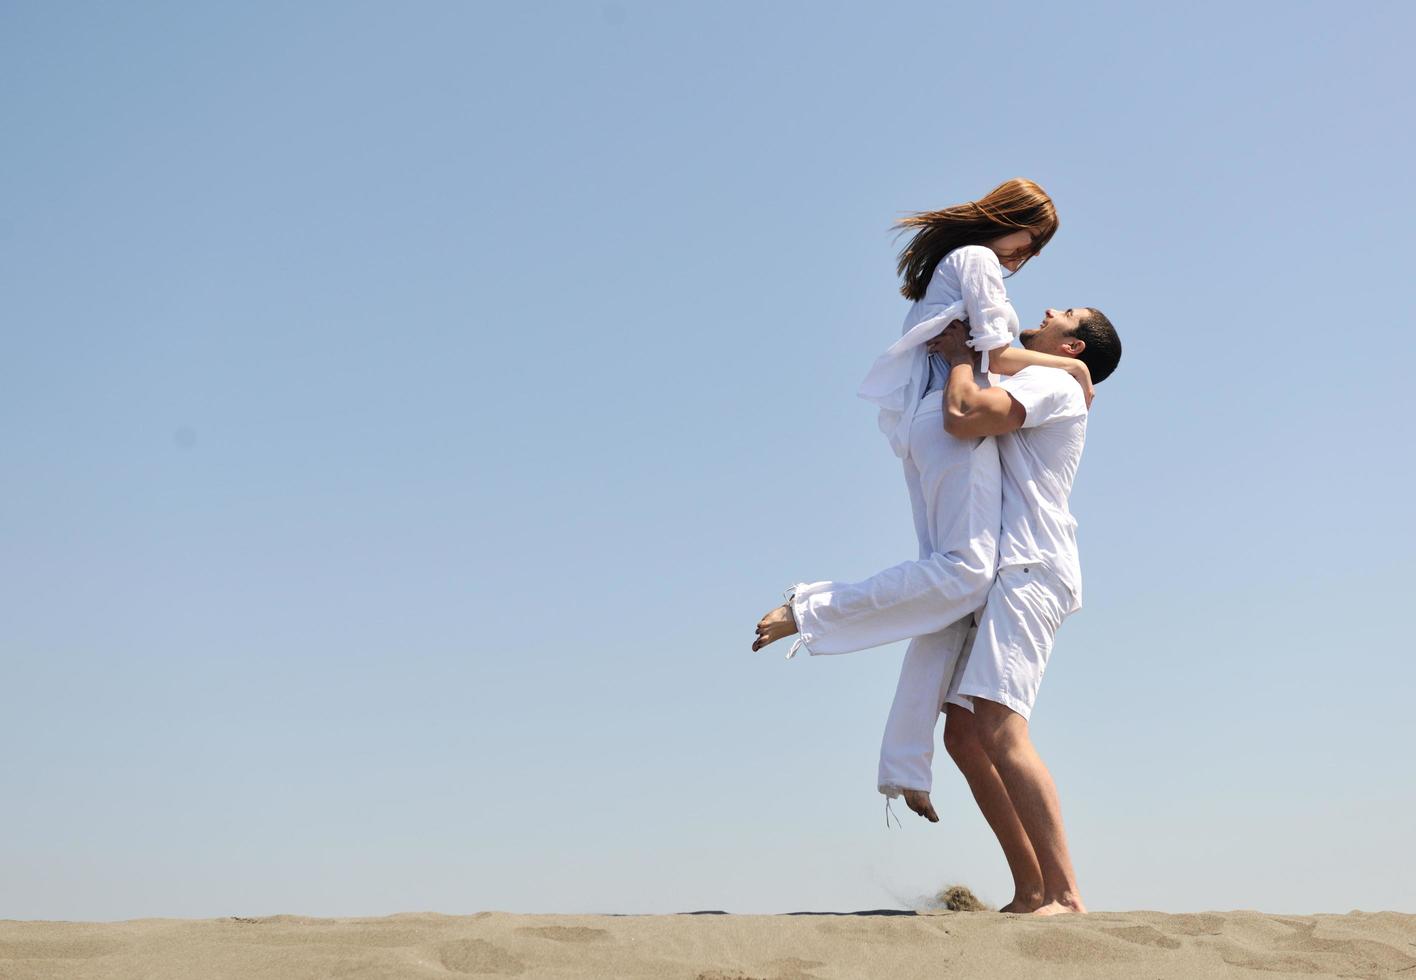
[1156,913,1226,936]
[437,938,527,975]
[1102,925,1182,949]
[1203,916,1416,976]
[1015,928,1141,964]
[1273,919,1416,973]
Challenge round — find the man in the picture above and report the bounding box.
[753,307,1121,914]
[898,309,1122,915]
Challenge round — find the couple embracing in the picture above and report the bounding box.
[752,179,1123,916]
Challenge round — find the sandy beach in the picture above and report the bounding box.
[2,908,1413,979]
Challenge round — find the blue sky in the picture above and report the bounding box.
[3,1,1414,919]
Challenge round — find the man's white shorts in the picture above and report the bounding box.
[946,564,1074,720]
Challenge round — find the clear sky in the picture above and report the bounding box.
[3,1,1414,921]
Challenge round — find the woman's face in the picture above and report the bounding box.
[987,229,1038,272]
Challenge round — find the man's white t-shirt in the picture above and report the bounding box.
[995,366,1089,610]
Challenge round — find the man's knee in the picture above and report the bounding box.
[943,706,984,764]
[970,698,1027,758]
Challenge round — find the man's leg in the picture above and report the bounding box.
[970,698,1085,915]
[949,565,1082,914]
[941,703,1045,912]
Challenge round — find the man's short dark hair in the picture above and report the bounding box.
[1073,309,1121,384]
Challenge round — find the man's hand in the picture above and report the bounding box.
[925,320,975,366]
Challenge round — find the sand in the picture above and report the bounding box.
[2,908,1413,979]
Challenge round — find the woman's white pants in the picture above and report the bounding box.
[878,618,977,797]
[785,391,1001,795]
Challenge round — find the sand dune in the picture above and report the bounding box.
[2,908,1413,979]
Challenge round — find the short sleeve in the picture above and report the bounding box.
[947,246,1018,369]
[998,367,1087,429]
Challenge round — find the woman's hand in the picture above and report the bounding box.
[1064,359,1095,408]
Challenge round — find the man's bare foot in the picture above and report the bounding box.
[1031,895,1087,916]
[752,603,798,652]
[902,789,939,823]
[999,892,1044,914]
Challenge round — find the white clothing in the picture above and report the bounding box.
[945,564,1071,720]
[995,367,1089,609]
[858,246,1020,458]
[877,364,1090,788]
[877,618,976,797]
[787,391,999,658]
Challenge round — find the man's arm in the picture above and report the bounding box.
[943,354,1026,438]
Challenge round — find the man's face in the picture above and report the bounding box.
[1020,308,1090,356]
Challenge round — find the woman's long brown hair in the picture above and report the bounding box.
[894,178,1058,301]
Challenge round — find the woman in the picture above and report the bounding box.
[752,178,1083,797]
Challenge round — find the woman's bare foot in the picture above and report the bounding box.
[902,789,939,822]
[752,603,798,652]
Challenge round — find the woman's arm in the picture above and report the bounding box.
[952,247,1093,404]
[952,247,1017,372]
[986,345,1094,407]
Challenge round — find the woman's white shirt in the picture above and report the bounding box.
[858,245,1021,457]
[929,245,1019,365]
